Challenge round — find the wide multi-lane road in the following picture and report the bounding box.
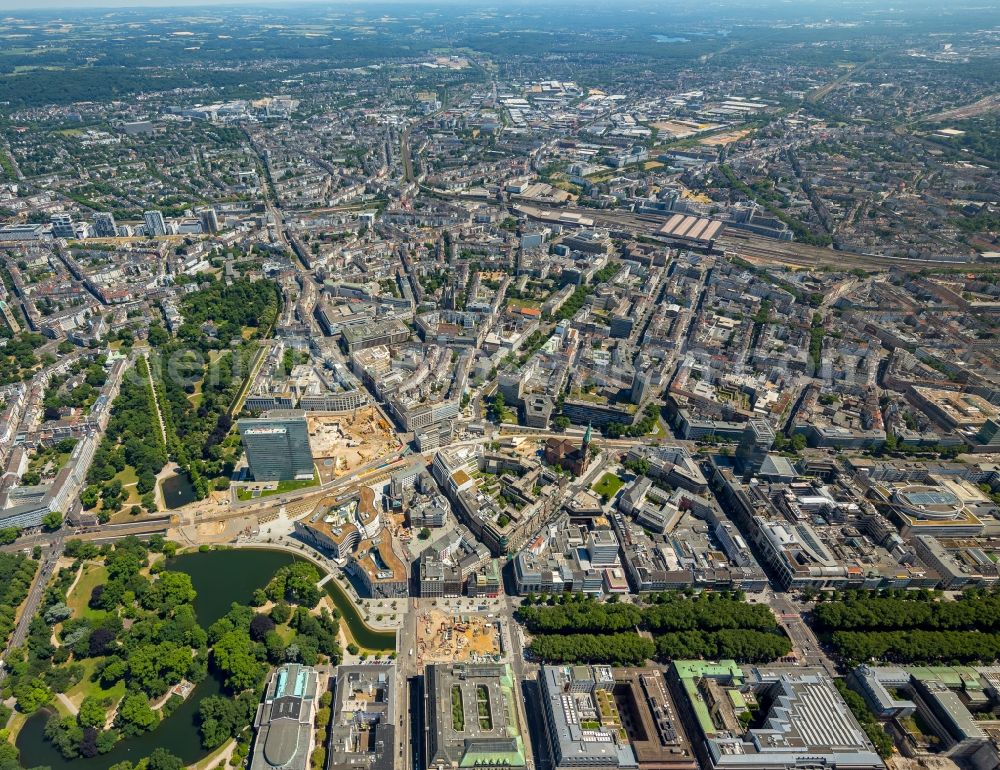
[1,534,64,678]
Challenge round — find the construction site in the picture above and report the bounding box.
[416,609,503,665]
[308,406,402,483]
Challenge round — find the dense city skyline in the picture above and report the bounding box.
[0,2,998,770]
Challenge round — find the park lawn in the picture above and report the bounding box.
[7,710,28,742]
[113,465,139,487]
[67,563,109,621]
[187,377,204,407]
[273,472,319,494]
[112,465,142,505]
[593,473,626,500]
[65,657,126,708]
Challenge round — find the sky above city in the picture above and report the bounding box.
[0,0,313,8]
[0,0,927,9]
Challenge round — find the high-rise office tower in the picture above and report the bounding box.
[94,212,118,238]
[238,410,314,482]
[199,207,220,234]
[736,418,775,474]
[144,210,167,237]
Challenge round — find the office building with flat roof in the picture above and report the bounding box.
[424,663,528,770]
[669,661,885,770]
[328,665,395,770]
[539,665,638,769]
[611,667,698,769]
[238,410,314,481]
[250,663,318,770]
[340,318,410,353]
[851,664,997,760]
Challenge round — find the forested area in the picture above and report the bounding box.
[4,537,191,758]
[174,277,280,350]
[22,278,280,518]
[520,593,791,665]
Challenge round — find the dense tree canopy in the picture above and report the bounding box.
[813,590,1000,632]
[814,590,1000,665]
[518,601,642,634]
[265,562,322,608]
[522,593,790,665]
[530,633,655,666]
[197,692,258,749]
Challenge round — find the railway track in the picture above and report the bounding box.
[716,230,982,271]
[517,202,983,271]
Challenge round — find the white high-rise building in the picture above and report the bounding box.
[51,214,75,239]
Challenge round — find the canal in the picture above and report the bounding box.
[17,549,299,770]
[323,578,396,652]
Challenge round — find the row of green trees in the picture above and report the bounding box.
[813,589,1000,632]
[654,630,791,663]
[519,594,777,634]
[529,633,655,666]
[519,601,641,634]
[523,595,791,665]
[0,553,38,650]
[831,630,1000,667]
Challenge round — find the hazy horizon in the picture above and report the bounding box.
[0,0,977,10]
